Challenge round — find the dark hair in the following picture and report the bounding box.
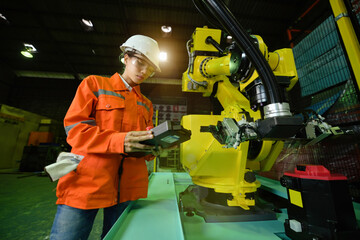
[124,51,135,58]
[118,51,138,74]
[118,53,125,74]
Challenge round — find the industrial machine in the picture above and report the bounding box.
[102,1,359,239]
[179,0,345,221]
[281,165,360,240]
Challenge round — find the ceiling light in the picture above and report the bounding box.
[161,26,172,33]
[80,19,94,31]
[226,35,233,43]
[21,43,37,58]
[0,13,9,24]
[24,43,37,53]
[159,52,167,62]
[161,25,172,38]
[81,19,93,27]
[0,13,7,20]
[21,51,33,58]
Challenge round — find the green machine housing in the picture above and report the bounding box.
[280,165,360,240]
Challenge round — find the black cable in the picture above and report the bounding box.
[192,0,222,29]
[206,36,225,54]
[193,0,282,104]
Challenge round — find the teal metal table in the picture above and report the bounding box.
[104,172,360,240]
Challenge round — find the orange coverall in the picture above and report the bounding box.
[56,73,154,209]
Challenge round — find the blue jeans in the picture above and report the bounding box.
[50,201,130,240]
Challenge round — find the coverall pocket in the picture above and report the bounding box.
[95,96,125,130]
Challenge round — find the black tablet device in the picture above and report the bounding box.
[141,120,191,148]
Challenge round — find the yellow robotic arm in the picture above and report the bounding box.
[180,26,298,210]
[179,0,345,218]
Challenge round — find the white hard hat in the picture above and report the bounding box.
[120,35,161,72]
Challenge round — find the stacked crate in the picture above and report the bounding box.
[261,11,360,202]
[293,17,351,97]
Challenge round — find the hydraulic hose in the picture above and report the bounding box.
[193,0,282,104]
[192,0,222,29]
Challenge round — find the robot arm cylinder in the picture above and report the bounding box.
[199,53,244,77]
[199,55,231,77]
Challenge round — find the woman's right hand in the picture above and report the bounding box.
[124,131,155,153]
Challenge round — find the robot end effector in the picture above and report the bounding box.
[201,112,349,149]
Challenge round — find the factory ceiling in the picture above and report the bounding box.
[0,0,332,82]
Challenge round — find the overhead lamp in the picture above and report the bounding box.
[161,25,172,37]
[80,18,94,31]
[21,51,33,58]
[0,13,7,21]
[226,35,233,43]
[159,52,167,62]
[161,25,172,33]
[24,43,37,53]
[21,43,37,58]
[81,19,93,27]
[0,13,9,24]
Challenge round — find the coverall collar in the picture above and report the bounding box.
[119,73,133,91]
[110,73,142,96]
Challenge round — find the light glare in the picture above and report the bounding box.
[159,52,167,62]
[21,51,33,58]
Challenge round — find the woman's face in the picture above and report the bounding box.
[122,53,155,87]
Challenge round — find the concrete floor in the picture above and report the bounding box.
[0,172,103,240]
[0,158,179,240]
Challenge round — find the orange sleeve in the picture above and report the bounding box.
[144,154,156,161]
[64,76,127,154]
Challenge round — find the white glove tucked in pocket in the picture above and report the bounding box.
[44,152,84,181]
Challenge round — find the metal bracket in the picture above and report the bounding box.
[335,12,349,22]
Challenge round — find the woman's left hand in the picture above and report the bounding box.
[151,144,179,157]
